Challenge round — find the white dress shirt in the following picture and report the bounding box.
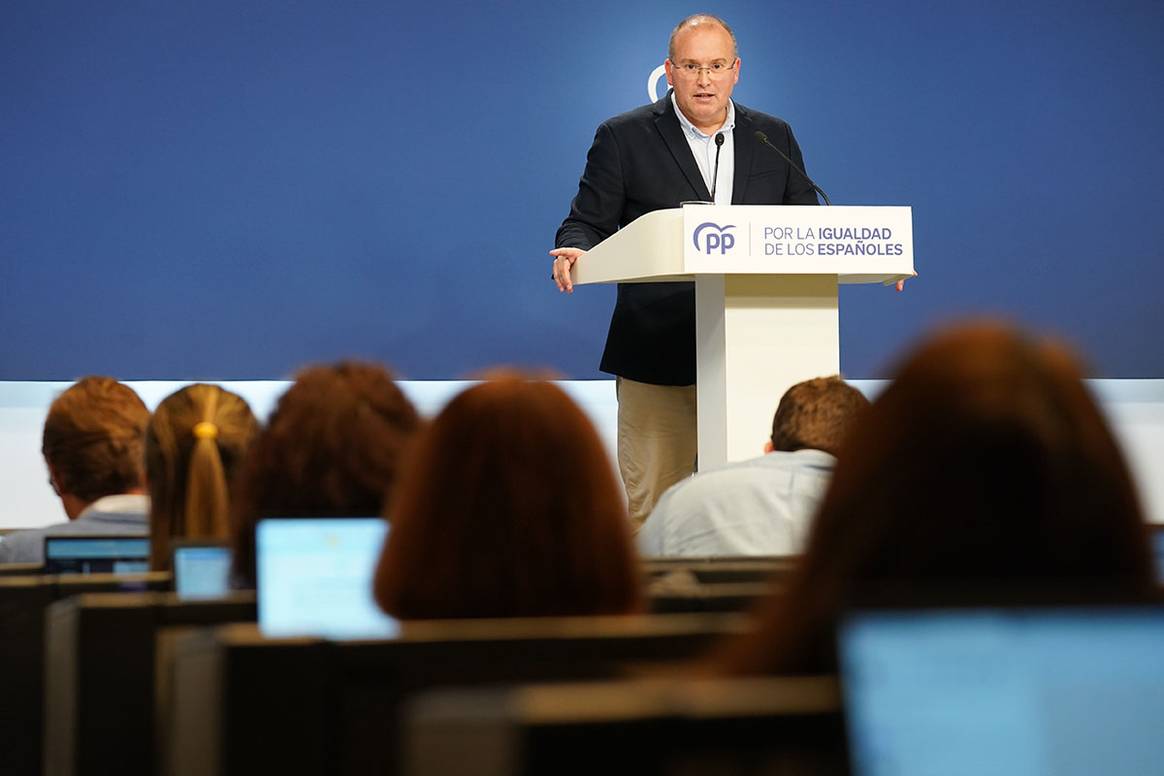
[671,93,736,204]
[0,493,150,564]
[638,449,835,558]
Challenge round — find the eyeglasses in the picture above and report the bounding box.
[673,59,738,79]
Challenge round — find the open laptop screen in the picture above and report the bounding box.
[1151,525,1164,583]
[43,535,150,575]
[172,542,232,600]
[840,606,1164,776]
[256,517,398,639]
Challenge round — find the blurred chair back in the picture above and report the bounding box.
[44,591,257,776]
[647,582,778,614]
[642,555,799,585]
[0,562,44,577]
[166,613,748,776]
[404,676,845,776]
[0,573,170,776]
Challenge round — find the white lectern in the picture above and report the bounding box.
[572,204,914,470]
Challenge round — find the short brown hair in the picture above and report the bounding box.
[230,361,421,588]
[42,376,149,503]
[770,376,869,456]
[374,375,642,619]
[146,384,259,571]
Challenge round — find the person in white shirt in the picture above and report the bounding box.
[0,376,151,565]
[638,376,869,558]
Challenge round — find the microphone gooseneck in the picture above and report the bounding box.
[711,132,725,203]
[754,130,831,206]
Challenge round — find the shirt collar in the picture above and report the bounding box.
[763,448,837,467]
[671,93,736,140]
[78,493,150,520]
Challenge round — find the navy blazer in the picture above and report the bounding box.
[556,93,819,386]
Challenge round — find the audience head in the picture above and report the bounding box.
[374,374,643,620]
[721,322,1154,675]
[766,375,870,456]
[42,376,150,519]
[145,384,259,571]
[231,361,421,588]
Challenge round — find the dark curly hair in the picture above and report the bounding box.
[231,361,421,588]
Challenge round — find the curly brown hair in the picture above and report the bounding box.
[770,376,870,456]
[231,361,421,588]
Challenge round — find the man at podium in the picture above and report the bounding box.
[550,13,819,527]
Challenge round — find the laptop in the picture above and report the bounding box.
[255,517,398,639]
[43,535,150,575]
[172,540,233,600]
[1150,524,1164,583]
[840,605,1164,776]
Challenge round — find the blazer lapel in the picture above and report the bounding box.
[731,104,755,204]
[653,95,712,202]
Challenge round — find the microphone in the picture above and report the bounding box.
[754,130,831,206]
[711,132,725,203]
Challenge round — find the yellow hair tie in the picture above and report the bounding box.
[192,421,219,440]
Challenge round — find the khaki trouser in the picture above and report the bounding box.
[616,377,698,530]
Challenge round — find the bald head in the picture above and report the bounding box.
[668,14,738,61]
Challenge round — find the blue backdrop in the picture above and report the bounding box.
[3,1,1162,379]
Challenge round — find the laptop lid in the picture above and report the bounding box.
[840,605,1164,776]
[172,540,232,600]
[255,517,398,639]
[1150,525,1164,583]
[43,535,150,575]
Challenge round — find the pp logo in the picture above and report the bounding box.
[647,64,667,102]
[693,222,736,255]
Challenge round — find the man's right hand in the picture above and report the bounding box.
[549,248,586,294]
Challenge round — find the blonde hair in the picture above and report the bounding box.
[145,384,259,571]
